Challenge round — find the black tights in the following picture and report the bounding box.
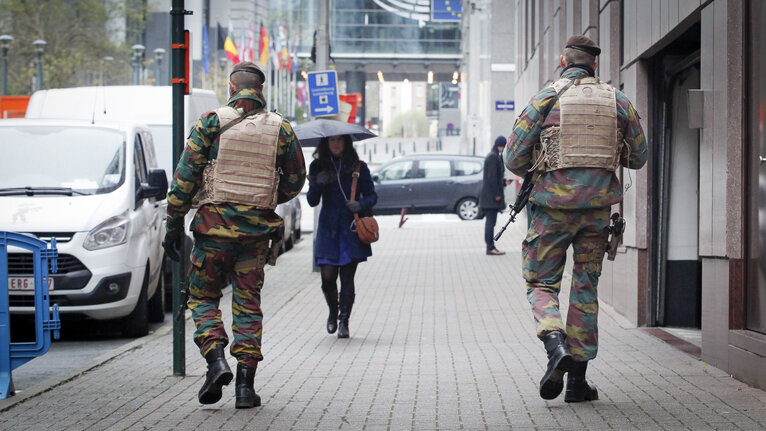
[320,262,358,297]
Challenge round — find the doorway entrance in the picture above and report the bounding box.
[649,24,702,328]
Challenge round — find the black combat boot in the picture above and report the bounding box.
[564,361,599,403]
[539,331,574,400]
[234,363,262,409]
[337,291,355,339]
[198,345,233,404]
[322,285,339,334]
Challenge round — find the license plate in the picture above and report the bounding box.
[7,277,54,291]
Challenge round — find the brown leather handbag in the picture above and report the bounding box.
[350,162,379,244]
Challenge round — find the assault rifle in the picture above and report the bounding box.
[494,171,535,241]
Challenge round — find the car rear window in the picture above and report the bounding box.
[417,160,451,179]
[454,161,482,176]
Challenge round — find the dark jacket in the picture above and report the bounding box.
[307,158,378,263]
[479,146,505,210]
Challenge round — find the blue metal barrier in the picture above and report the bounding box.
[0,231,61,399]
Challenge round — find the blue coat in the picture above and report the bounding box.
[307,158,378,263]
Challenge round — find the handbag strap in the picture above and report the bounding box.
[350,161,361,222]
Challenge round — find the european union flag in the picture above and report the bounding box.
[431,0,462,22]
[202,23,210,75]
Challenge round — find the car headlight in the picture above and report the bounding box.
[83,214,130,250]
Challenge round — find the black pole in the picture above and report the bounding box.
[171,0,188,377]
[1,43,8,96]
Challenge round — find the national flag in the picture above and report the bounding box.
[270,28,280,70]
[240,26,247,62]
[202,23,210,75]
[258,23,269,66]
[217,24,226,50]
[224,24,240,64]
[246,22,255,63]
[279,25,289,70]
[291,28,299,73]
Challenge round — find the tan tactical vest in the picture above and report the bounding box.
[537,77,623,172]
[192,106,282,209]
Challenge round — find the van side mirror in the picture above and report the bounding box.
[138,169,168,201]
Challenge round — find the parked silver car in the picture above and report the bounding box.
[372,154,485,220]
[275,199,301,251]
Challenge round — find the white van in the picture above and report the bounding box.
[25,85,220,183]
[0,119,168,337]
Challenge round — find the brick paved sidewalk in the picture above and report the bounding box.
[1,215,765,430]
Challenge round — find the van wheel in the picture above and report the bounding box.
[456,197,480,220]
[147,267,165,323]
[121,269,149,338]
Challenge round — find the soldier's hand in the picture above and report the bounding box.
[162,232,182,262]
[345,200,362,213]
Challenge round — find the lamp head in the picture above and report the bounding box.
[0,34,13,49]
[153,48,165,60]
[131,44,145,57]
[32,39,47,54]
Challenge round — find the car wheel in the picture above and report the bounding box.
[121,268,149,338]
[147,267,165,323]
[456,197,480,220]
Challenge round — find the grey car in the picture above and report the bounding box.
[372,154,485,220]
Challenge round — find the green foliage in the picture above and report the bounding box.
[386,109,429,138]
[0,0,140,94]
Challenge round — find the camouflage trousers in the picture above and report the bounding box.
[522,205,610,361]
[188,235,269,368]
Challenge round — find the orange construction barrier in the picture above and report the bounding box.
[0,96,31,118]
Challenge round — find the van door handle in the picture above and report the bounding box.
[760,156,766,165]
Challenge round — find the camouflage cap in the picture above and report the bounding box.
[230,61,266,83]
[565,34,601,57]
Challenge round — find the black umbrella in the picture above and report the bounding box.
[293,119,377,147]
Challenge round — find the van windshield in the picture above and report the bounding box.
[0,126,125,195]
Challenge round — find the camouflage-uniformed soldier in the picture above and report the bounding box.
[504,35,647,402]
[163,61,306,409]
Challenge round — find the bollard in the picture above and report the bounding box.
[0,232,60,399]
[413,141,416,152]
[398,141,402,152]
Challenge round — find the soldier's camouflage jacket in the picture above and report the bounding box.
[504,67,648,209]
[166,88,306,240]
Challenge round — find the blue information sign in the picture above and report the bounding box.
[307,70,339,117]
[431,0,462,22]
[495,100,515,111]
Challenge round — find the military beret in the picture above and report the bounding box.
[230,61,266,83]
[565,34,601,57]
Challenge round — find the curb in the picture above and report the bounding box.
[0,320,174,412]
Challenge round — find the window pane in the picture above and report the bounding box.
[455,161,482,176]
[418,160,451,178]
[379,161,413,181]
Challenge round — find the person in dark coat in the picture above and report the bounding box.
[307,135,377,339]
[480,136,510,255]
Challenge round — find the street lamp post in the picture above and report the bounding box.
[0,35,13,96]
[32,39,46,91]
[153,48,165,86]
[100,56,113,85]
[131,44,145,85]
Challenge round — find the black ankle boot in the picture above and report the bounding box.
[322,286,339,334]
[539,331,574,400]
[337,319,349,338]
[235,363,261,409]
[198,345,233,404]
[565,361,599,403]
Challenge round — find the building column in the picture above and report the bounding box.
[345,70,366,125]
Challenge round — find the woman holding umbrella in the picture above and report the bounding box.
[306,134,377,339]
